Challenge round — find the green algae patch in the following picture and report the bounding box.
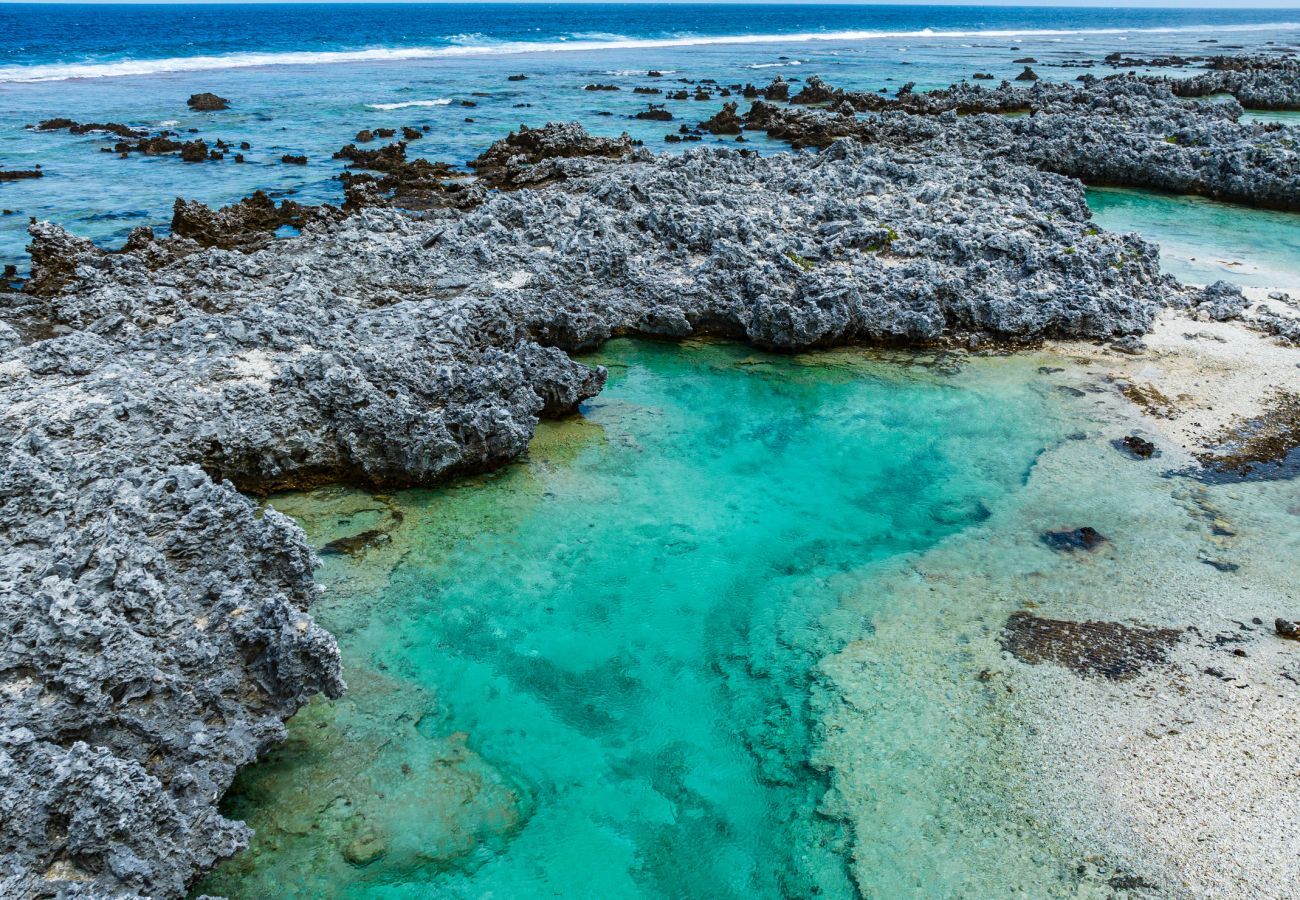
[198,339,1080,899]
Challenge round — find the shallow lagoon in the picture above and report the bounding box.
[196,339,1084,898]
[1087,186,1300,290]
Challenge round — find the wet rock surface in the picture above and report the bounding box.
[1114,435,1158,459]
[0,121,1192,897]
[187,92,231,111]
[1193,391,1300,482]
[1000,611,1185,680]
[1040,526,1109,552]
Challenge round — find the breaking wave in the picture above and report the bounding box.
[0,22,1295,83]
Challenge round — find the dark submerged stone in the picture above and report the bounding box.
[1000,611,1184,680]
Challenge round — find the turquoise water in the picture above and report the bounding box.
[196,339,1077,898]
[1241,109,1300,127]
[1087,186,1300,290]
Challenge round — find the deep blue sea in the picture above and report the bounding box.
[2,4,1300,275]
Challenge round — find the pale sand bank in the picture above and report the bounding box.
[820,319,1299,898]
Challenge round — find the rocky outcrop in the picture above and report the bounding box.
[187,92,230,111]
[34,119,146,139]
[698,101,743,135]
[1152,54,1300,110]
[740,75,1300,211]
[170,191,342,253]
[467,122,637,189]
[0,128,1180,897]
[634,104,673,121]
[334,141,474,211]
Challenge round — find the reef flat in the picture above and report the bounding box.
[2,51,1300,898]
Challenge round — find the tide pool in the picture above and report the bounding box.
[1087,186,1300,290]
[195,339,1080,898]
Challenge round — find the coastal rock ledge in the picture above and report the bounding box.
[0,131,1177,897]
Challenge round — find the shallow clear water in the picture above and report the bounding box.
[195,339,1075,898]
[1240,108,1300,127]
[1087,186,1300,290]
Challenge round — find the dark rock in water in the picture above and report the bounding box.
[375,127,396,138]
[648,70,664,77]
[1000,611,1184,680]
[1041,526,1108,552]
[281,154,308,165]
[634,86,662,95]
[634,104,673,121]
[1014,57,1038,64]
[790,75,839,105]
[508,74,528,81]
[1276,619,1300,640]
[584,83,620,91]
[179,139,210,163]
[973,72,995,80]
[187,92,230,111]
[334,141,470,210]
[320,529,390,556]
[401,126,423,141]
[698,101,743,134]
[1193,391,1300,482]
[170,190,341,253]
[468,122,635,189]
[36,118,146,138]
[761,76,790,102]
[1104,52,1197,69]
[1015,66,1040,82]
[1115,435,1158,458]
[355,129,375,143]
[0,169,43,181]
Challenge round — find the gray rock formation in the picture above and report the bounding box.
[1153,54,1300,110]
[740,74,1300,210]
[0,128,1179,896]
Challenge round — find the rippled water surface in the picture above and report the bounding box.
[195,339,1074,898]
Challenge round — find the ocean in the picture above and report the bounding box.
[3,3,1300,273]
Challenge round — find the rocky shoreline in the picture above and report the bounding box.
[2,54,1299,898]
[732,64,1300,211]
